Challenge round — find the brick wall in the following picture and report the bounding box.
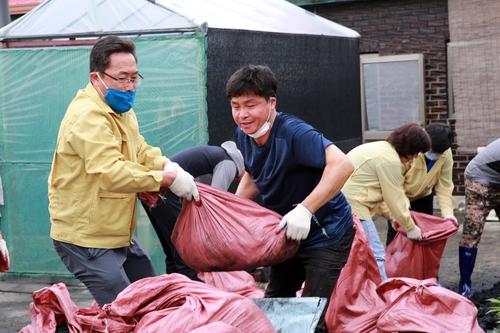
[304,0,469,195]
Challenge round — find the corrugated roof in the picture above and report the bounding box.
[1,0,359,42]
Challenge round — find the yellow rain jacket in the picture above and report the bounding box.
[342,141,415,231]
[49,83,167,248]
[403,149,455,216]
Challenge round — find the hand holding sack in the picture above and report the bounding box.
[172,182,300,272]
[164,162,199,202]
[444,214,459,227]
[406,225,422,241]
[138,187,168,208]
[0,239,10,272]
[277,203,312,240]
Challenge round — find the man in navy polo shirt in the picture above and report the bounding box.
[226,64,356,333]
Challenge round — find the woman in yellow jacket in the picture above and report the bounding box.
[386,123,456,245]
[342,123,431,281]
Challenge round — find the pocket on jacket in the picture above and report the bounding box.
[88,190,135,239]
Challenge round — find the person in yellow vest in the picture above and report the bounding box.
[342,123,431,281]
[386,122,456,245]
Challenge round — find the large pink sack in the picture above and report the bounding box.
[376,277,484,333]
[75,274,276,333]
[325,215,384,333]
[19,283,83,333]
[199,271,265,298]
[385,210,459,280]
[172,182,299,272]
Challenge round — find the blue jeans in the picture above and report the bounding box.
[360,219,387,281]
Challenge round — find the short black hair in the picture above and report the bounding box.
[426,123,454,153]
[89,35,137,73]
[226,64,277,101]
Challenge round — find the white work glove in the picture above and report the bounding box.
[277,203,312,240]
[164,162,199,202]
[0,239,10,272]
[406,225,422,241]
[444,215,459,227]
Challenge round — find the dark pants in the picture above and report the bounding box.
[141,191,199,280]
[265,226,356,333]
[386,193,434,246]
[53,235,156,307]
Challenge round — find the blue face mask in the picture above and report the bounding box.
[97,74,136,114]
[424,151,442,160]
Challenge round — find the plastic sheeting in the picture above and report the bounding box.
[1,0,359,41]
[0,35,208,276]
[0,0,197,40]
[156,0,359,37]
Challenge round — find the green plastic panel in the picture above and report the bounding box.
[0,34,207,276]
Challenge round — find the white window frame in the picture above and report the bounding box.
[360,53,426,142]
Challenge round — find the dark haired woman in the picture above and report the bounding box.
[342,122,431,281]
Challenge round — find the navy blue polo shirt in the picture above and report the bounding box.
[236,112,352,250]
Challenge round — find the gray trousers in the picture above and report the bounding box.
[53,235,156,307]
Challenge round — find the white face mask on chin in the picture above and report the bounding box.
[246,107,271,139]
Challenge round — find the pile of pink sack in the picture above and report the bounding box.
[19,272,270,333]
[20,186,484,333]
[326,214,484,333]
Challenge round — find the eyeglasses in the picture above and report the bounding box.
[102,71,144,87]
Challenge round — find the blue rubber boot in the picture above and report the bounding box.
[458,246,477,298]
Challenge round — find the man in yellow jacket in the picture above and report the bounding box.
[48,36,199,307]
[386,122,456,245]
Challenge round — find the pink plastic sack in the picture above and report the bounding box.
[199,271,265,298]
[376,277,484,333]
[325,215,384,333]
[73,274,276,333]
[172,182,300,272]
[113,274,276,333]
[19,283,82,333]
[189,322,243,333]
[385,210,459,280]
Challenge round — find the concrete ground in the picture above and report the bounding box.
[1,212,499,333]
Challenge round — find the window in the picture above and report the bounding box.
[360,53,425,142]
